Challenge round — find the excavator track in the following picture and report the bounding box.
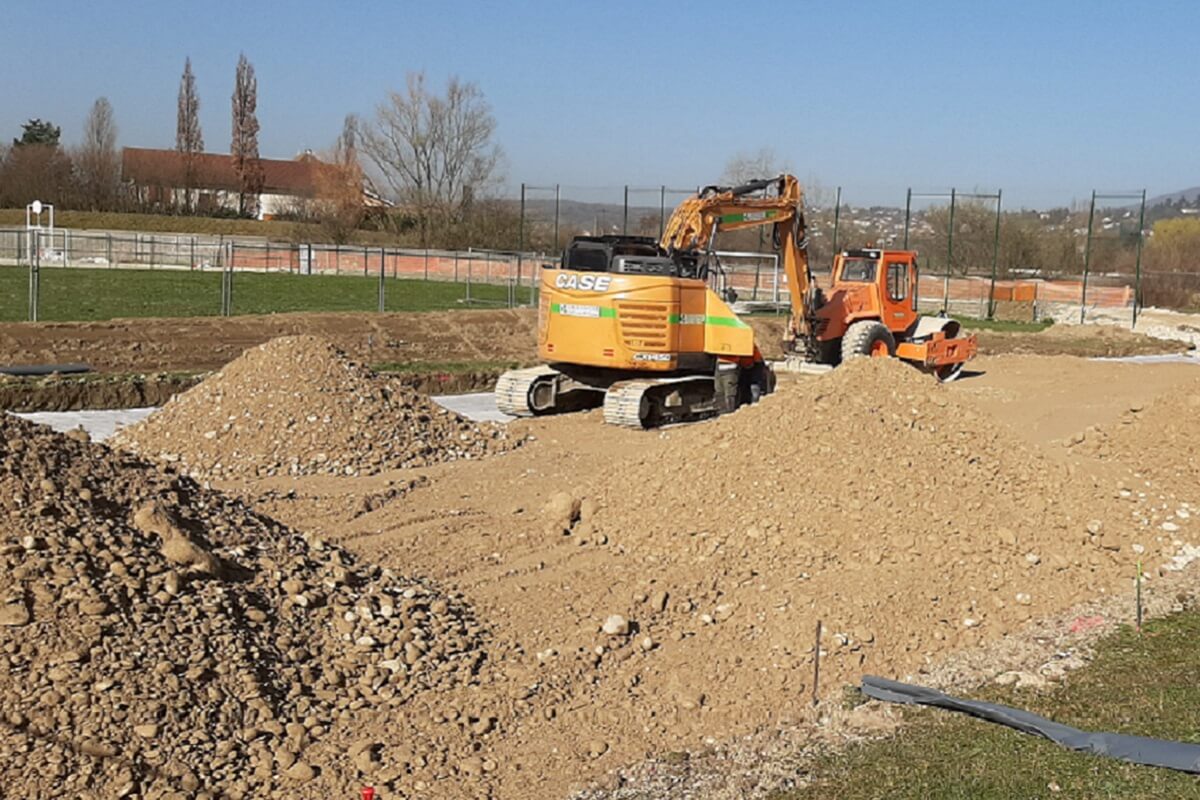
[494,366,563,417]
[602,380,657,428]
[603,372,737,429]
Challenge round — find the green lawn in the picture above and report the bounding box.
[951,314,1053,333]
[0,266,532,322]
[783,611,1200,799]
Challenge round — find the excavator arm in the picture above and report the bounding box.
[660,175,817,352]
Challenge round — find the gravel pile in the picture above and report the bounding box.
[0,414,486,797]
[111,335,521,480]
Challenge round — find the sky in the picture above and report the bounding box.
[1,0,1196,209]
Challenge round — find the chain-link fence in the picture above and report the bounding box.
[5,180,1200,325]
[0,228,547,322]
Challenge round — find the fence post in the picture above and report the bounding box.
[659,185,666,239]
[107,233,113,268]
[832,186,842,253]
[942,188,956,315]
[519,183,526,253]
[424,248,429,279]
[1132,189,1147,329]
[553,184,561,253]
[378,248,386,313]
[149,235,155,270]
[28,230,40,322]
[623,185,629,234]
[466,257,473,303]
[987,189,1003,319]
[903,188,912,249]
[1080,190,1097,324]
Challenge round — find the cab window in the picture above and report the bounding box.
[886,262,907,302]
[840,258,876,282]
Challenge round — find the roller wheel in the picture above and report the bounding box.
[841,321,896,362]
[932,359,965,383]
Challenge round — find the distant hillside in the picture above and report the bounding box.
[1149,186,1200,207]
[521,198,666,233]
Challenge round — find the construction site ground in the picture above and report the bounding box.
[4,315,1200,799]
[0,308,1190,377]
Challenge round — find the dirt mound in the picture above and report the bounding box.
[0,414,487,797]
[577,358,1160,679]
[1069,374,1200,494]
[976,322,1189,358]
[243,356,1195,798]
[111,335,520,480]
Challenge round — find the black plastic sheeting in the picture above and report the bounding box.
[0,363,90,377]
[862,675,1200,774]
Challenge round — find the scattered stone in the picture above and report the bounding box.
[601,615,630,636]
[284,762,316,782]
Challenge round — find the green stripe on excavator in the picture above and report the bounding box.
[550,303,617,318]
[667,313,749,329]
[550,304,747,329]
[719,210,778,224]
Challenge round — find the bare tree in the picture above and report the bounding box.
[176,57,204,212]
[308,115,368,243]
[231,53,263,217]
[360,72,502,245]
[334,113,357,166]
[75,98,121,211]
[721,147,788,185]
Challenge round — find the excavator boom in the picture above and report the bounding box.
[661,175,817,349]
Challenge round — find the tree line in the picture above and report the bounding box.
[0,54,517,249]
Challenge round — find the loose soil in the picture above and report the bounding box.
[0,370,503,412]
[112,336,521,480]
[0,310,539,374]
[5,320,1200,797]
[954,354,1200,446]
[0,415,493,798]
[975,321,1191,357]
[0,309,1185,379]
[0,372,201,413]
[207,355,1200,799]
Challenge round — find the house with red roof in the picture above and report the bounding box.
[121,147,387,220]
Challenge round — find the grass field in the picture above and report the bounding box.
[785,611,1200,799]
[952,314,1053,333]
[0,265,532,322]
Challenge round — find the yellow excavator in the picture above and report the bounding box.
[496,175,975,428]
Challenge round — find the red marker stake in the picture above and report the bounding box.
[362,787,376,800]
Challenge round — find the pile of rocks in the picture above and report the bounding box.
[111,335,521,480]
[0,414,486,797]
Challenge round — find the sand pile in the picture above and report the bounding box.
[111,335,521,480]
[0,414,487,797]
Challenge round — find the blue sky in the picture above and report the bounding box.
[1,0,1195,208]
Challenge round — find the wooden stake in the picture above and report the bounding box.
[812,619,823,707]
[1136,559,1143,634]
